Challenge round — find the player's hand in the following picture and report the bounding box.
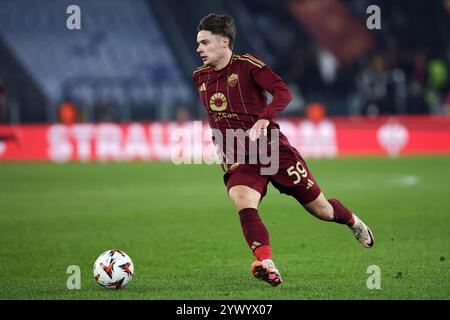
[249,119,270,141]
[214,142,224,161]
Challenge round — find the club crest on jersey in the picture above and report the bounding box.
[209,92,228,111]
[227,73,238,87]
[199,82,206,92]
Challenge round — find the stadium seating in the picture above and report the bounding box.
[0,0,193,120]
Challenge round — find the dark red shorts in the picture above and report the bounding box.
[223,146,321,205]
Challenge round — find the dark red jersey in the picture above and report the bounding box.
[193,53,293,162]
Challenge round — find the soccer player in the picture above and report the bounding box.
[193,14,374,287]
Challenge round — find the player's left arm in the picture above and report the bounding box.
[249,62,292,140]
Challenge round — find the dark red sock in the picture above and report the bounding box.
[328,199,354,225]
[253,245,272,261]
[239,208,272,261]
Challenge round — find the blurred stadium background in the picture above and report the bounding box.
[0,0,449,160]
[0,0,449,299]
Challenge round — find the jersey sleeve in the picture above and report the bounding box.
[192,69,201,88]
[192,65,210,88]
[247,54,292,121]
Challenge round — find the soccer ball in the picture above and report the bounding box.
[93,250,134,289]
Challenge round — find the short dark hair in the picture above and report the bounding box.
[197,14,236,49]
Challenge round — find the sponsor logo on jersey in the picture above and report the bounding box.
[209,92,228,112]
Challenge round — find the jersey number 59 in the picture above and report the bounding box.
[287,162,308,184]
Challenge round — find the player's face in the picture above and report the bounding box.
[196,30,229,67]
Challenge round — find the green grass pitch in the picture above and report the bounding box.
[0,156,449,299]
